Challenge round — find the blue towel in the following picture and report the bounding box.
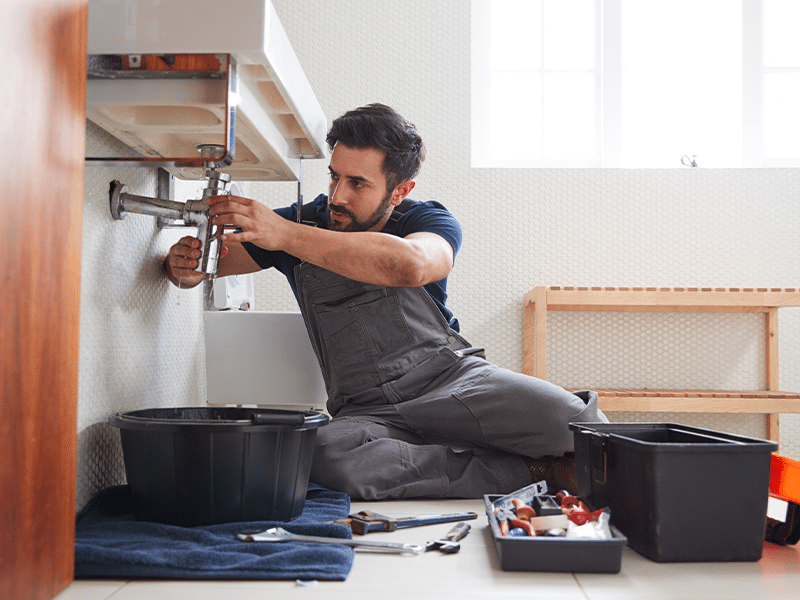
[74,484,353,580]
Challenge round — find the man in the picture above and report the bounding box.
[166,103,607,500]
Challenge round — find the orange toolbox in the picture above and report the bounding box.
[766,454,800,545]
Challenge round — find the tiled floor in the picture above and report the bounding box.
[58,497,800,600]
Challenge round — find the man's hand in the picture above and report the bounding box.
[165,236,211,288]
[207,195,290,251]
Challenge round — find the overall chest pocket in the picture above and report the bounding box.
[312,288,411,365]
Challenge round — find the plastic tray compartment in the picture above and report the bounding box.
[110,407,329,526]
[484,495,627,573]
[570,422,777,562]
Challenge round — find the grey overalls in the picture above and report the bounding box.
[296,230,607,501]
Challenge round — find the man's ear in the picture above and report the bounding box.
[391,180,416,205]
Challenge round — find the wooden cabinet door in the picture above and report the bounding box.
[1,1,86,599]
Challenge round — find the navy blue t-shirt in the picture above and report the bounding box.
[241,193,463,331]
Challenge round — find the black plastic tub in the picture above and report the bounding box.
[570,422,777,562]
[110,407,329,527]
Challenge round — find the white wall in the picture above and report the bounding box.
[76,0,800,510]
[78,123,210,508]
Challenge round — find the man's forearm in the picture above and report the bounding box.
[278,222,451,287]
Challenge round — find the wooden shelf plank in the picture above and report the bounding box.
[524,286,800,312]
[584,389,800,414]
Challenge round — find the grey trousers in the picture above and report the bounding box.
[309,353,606,500]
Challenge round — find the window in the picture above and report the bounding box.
[472,0,800,168]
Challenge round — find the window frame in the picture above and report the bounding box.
[471,0,603,168]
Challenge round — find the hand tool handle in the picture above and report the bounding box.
[444,521,471,541]
[392,511,478,530]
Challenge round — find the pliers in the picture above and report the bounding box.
[425,522,471,554]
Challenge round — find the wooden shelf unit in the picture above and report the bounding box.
[523,286,800,446]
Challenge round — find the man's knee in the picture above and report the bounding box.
[309,418,376,491]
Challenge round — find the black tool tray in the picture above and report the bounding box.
[484,495,627,573]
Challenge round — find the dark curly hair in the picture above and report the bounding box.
[326,103,426,193]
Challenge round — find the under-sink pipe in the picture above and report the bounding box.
[109,168,231,277]
[110,187,186,222]
[195,172,229,276]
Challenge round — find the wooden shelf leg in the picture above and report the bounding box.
[523,297,535,376]
[534,286,548,379]
[766,308,780,448]
[768,414,780,445]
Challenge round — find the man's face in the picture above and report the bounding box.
[326,143,395,232]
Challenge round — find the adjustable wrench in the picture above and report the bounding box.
[238,527,423,555]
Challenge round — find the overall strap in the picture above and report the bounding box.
[381,199,416,236]
[300,198,318,225]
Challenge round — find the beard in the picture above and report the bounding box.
[327,191,394,232]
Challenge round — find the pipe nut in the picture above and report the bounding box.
[110,180,128,220]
